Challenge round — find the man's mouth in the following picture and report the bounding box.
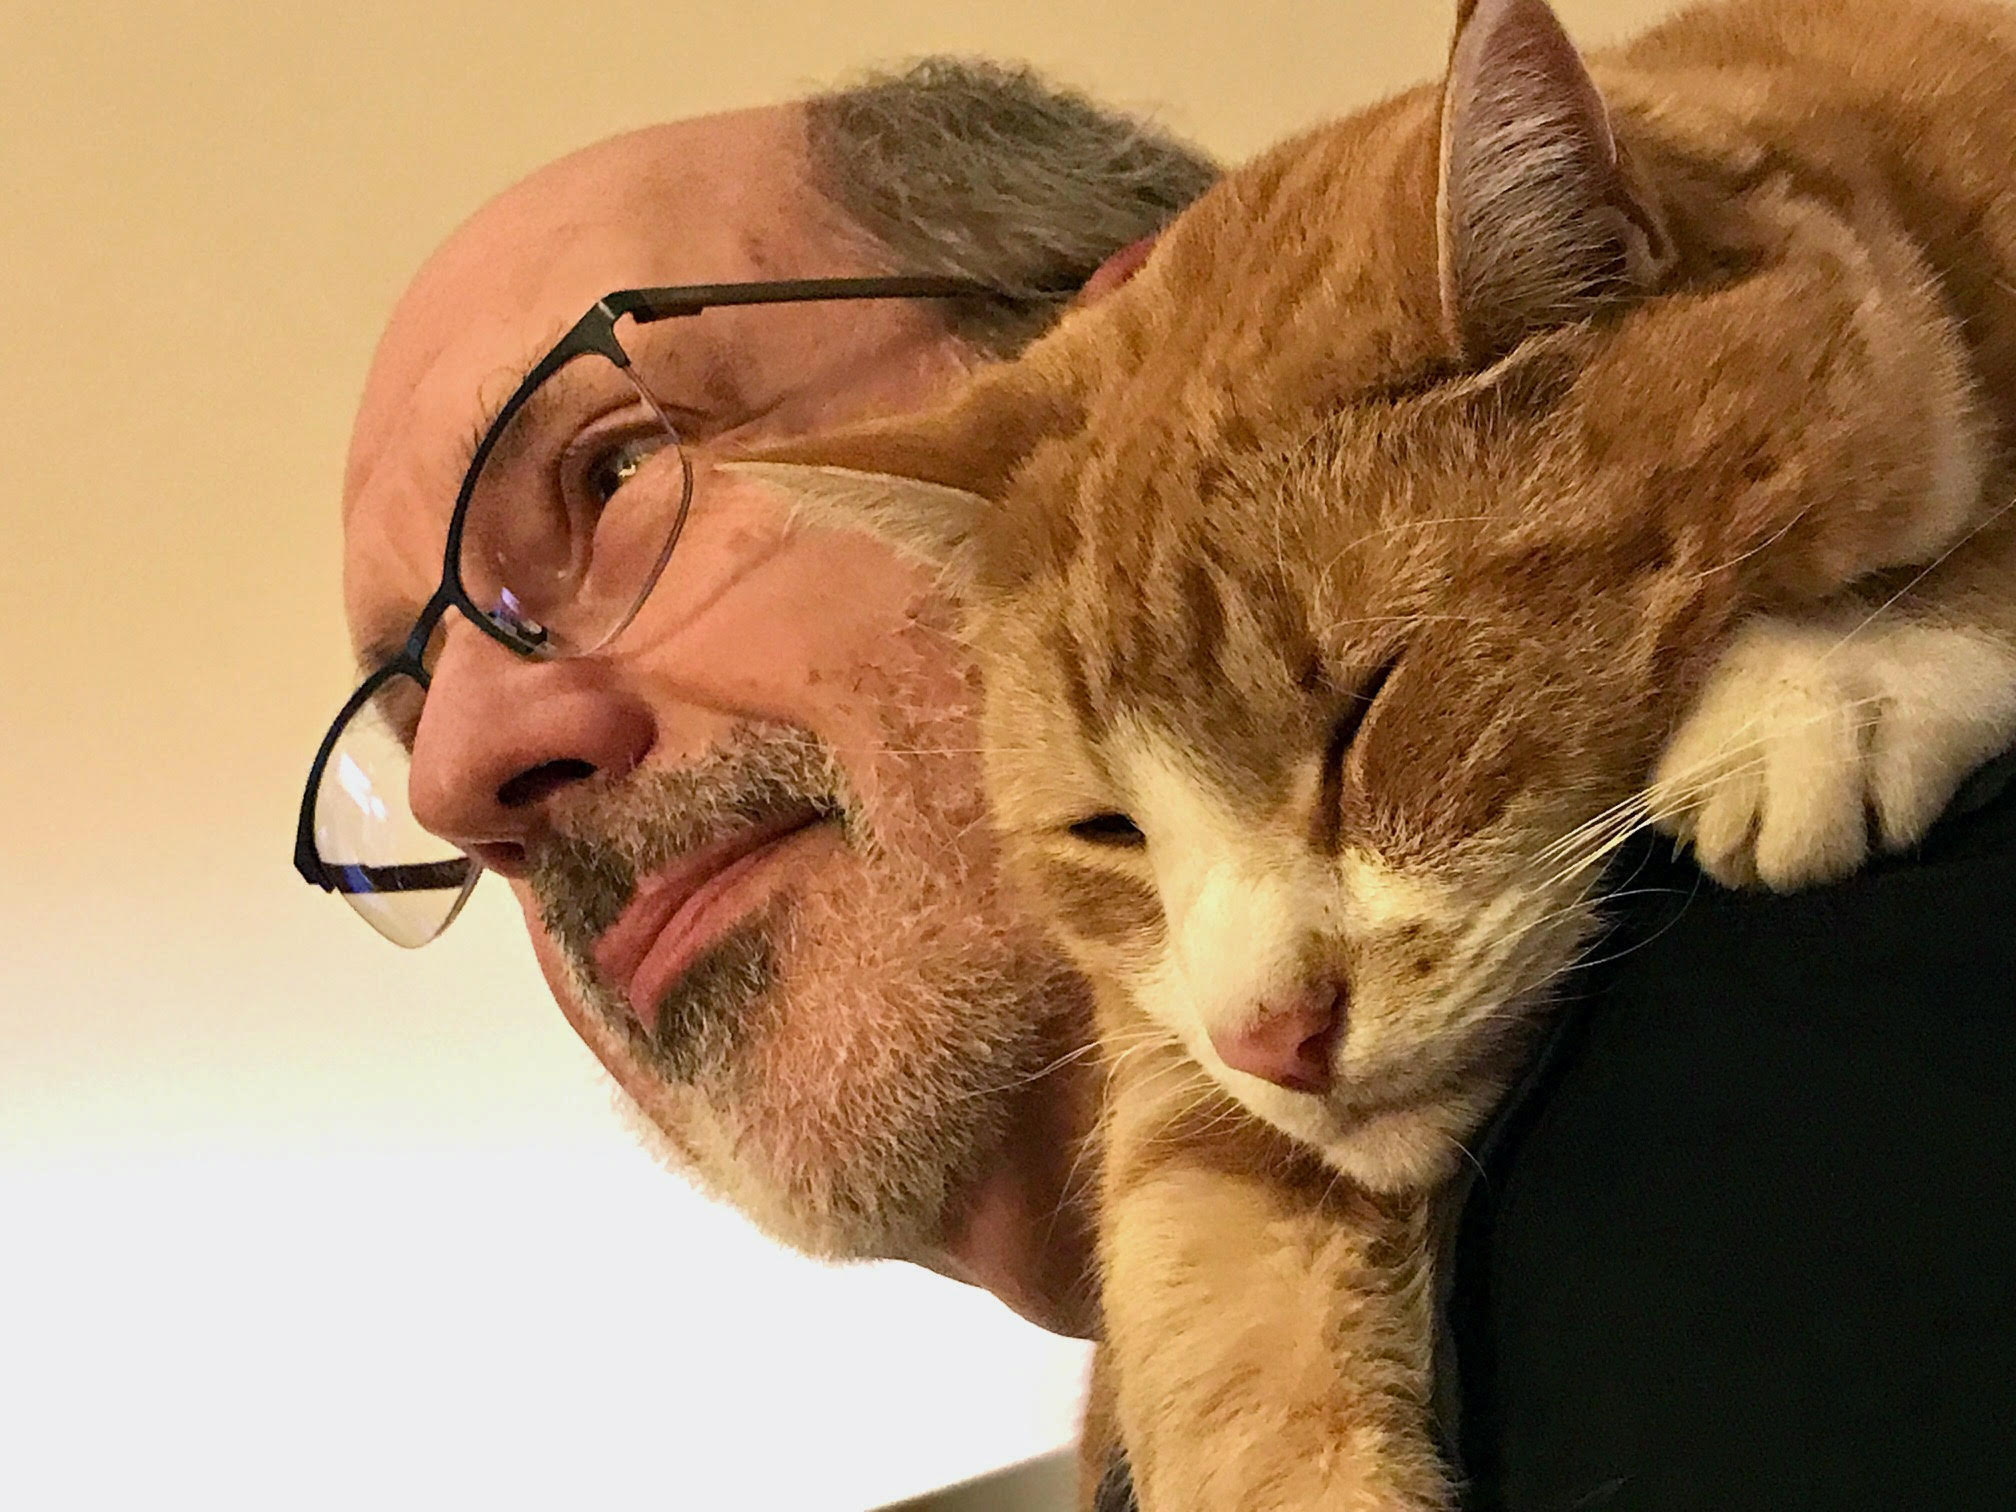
[590,809,838,1031]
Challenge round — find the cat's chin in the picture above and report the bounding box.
[1236,1082,1491,1194]
[1316,1102,1471,1195]
[1223,1051,1511,1194]
[1225,1085,1473,1194]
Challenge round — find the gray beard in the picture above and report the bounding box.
[597,917,778,1085]
[530,730,845,1084]
[522,715,1081,1264]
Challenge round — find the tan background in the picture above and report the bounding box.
[3,2,1688,1507]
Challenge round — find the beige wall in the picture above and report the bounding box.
[3,2,1687,1507]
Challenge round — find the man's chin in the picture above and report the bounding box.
[521,717,1098,1329]
[933,1161,1098,1339]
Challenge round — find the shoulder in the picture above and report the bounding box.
[1451,749,2016,1510]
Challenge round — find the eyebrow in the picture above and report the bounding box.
[356,629,417,683]
[437,302,603,479]
[450,346,562,486]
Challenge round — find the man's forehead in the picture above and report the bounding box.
[343,106,810,518]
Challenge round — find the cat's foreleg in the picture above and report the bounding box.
[1094,1017,1451,1512]
[1077,1346,1135,1512]
[1648,509,2016,890]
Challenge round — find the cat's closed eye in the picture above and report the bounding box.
[1312,651,1404,850]
[1068,812,1148,848]
[1328,650,1404,761]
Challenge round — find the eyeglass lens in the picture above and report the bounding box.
[313,669,480,947]
[457,352,693,657]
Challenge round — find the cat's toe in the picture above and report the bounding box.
[1676,706,1867,892]
[1672,758,1760,889]
[1746,745,1870,891]
[1866,719,1966,852]
[1651,614,2016,893]
[1860,630,2016,850]
[1647,617,1850,889]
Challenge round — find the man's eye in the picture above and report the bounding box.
[583,434,674,505]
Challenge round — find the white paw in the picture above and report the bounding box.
[1647,613,2016,891]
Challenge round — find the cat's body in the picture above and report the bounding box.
[745,0,2016,1504]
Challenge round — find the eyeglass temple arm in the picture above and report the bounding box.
[611,275,1082,327]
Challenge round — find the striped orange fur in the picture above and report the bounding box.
[744,1,2016,1503]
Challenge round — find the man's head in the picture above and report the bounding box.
[335,62,1215,1332]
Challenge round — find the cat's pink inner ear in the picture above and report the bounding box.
[1436,0,1673,364]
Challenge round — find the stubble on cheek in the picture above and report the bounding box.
[529,733,847,1085]
[520,603,1090,1262]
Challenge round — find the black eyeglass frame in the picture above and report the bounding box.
[294,274,1061,900]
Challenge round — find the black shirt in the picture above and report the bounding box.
[1450,752,2016,1510]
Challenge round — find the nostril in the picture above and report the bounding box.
[496,758,597,809]
[1209,984,1345,1095]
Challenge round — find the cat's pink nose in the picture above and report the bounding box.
[1209,986,1344,1095]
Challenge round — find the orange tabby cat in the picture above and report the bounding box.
[741,0,2016,1504]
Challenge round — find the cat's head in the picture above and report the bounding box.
[734,0,1983,1191]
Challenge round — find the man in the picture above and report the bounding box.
[315,57,2015,1511]
[322,63,1216,1340]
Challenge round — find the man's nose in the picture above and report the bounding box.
[407,619,655,876]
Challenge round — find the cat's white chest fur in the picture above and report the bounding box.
[1649,610,2016,889]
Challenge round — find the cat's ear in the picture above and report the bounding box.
[724,363,1077,596]
[727,460,993,591]
[1437,0,1675,365]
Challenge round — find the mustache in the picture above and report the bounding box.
[529,723,853,959]
[525,724,854,1083]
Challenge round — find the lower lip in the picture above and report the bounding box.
[625,821,841,1026]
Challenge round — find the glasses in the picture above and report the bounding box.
[296,274,1062,947]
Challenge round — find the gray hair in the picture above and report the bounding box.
[805,58,1221,356]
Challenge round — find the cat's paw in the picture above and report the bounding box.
[1647,613,2016,891]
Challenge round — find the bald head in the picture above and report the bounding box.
[346,106,843,512]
